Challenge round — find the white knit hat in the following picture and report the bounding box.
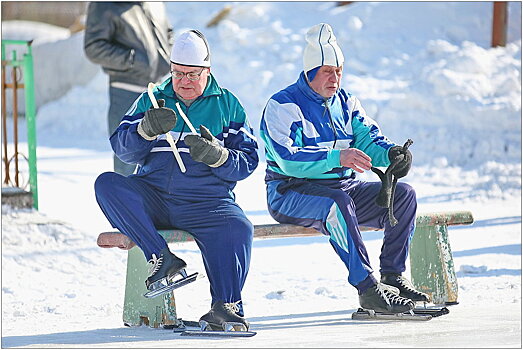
[303,23,344,74]
[170,30,211,67]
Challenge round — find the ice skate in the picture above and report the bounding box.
[143,247,199,298]
[180,300,256,337]
[359,282,415,314]
[381,273,430,302]
[199,300,250,332]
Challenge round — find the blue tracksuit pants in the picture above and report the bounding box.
[266,177,417,294]
[94,172,253,306]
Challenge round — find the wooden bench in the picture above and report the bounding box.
[97,210,474,328]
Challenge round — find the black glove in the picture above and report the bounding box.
[138,99,177,139]
[387,144,412,178]
[372,139,413,227]
[184,125,229,168]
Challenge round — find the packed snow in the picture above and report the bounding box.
[1,1,521,348]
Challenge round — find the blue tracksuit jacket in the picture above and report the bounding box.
[260,72,395,180]
[110,73,259,199]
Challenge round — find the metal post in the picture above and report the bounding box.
[11,51,20,188]
[492,1,508,47]
[1,39,38,209]
[22,41,38,209]
[1,44,10,186]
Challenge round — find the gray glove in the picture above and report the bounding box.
[138,99,177,140]
[184,125,229,168]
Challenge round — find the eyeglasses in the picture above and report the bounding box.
[170,67,206,81]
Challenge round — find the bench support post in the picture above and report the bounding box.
[409,224,458,304]
[122,247,180,327]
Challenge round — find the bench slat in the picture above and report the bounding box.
[97,211,474,250]
[415,211,474,227]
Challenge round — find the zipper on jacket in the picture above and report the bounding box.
[324,100,338,149]
[169,99,193,194]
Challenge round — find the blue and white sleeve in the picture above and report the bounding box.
[210,96,259,182]
[350,96,395,167]
[260,98,340,178]
[109,92,158,165]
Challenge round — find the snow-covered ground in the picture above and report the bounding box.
[1,1,521,348]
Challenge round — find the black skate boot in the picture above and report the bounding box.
[359,282,415,314]
[145,247,187,290]
[199,300,249,332]
[381,273,430,302]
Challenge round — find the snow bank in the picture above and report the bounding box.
[376,39,521,167]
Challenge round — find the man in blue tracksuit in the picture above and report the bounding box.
[260,23,428,314]
[94,30,258,330]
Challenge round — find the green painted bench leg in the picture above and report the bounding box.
[409,224,458,304]
[122,246,179,328]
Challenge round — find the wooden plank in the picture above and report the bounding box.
[97,211,473,249]
[415,211,474,227]
[97,224,375,249]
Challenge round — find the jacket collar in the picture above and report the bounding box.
[158,73,222,100]
[296,71,337,105]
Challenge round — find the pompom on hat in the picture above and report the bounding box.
[303,23,344,79]
[170,30,211,67]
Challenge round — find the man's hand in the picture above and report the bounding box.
[184,125,229,168]
[138,99,177,140]
[388,145,412,178]
[340,148,372,173]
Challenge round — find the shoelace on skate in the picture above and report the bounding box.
[147,254,163,277]
[376,283,411,306]
[380,283,400,295]
[223,301,241,315]
[396,276,423,295]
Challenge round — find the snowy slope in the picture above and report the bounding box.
[1,1,521,348]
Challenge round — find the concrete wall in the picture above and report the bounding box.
[1,2,87,29]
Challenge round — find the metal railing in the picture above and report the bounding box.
[1,39,38,209]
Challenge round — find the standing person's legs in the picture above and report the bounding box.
[346,181,417,275]
[266,180,376,293]
[108,86,141,176]
[168,198,253,315]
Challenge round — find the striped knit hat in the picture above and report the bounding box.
[303,23,344,79]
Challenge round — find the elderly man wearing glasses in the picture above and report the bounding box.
[94,30,258,332]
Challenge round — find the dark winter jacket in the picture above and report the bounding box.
[84,2,173,86]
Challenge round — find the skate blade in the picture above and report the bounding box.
[180,330,256,337]
[198,320,249,332]
[352,308,432,321]
[183,321,255,337]
[223,322,249,332]
[412,306,450,317]
[143,272,201,298]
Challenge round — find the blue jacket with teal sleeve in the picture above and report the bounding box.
[260,72,395,181]
[110,73,259,199]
